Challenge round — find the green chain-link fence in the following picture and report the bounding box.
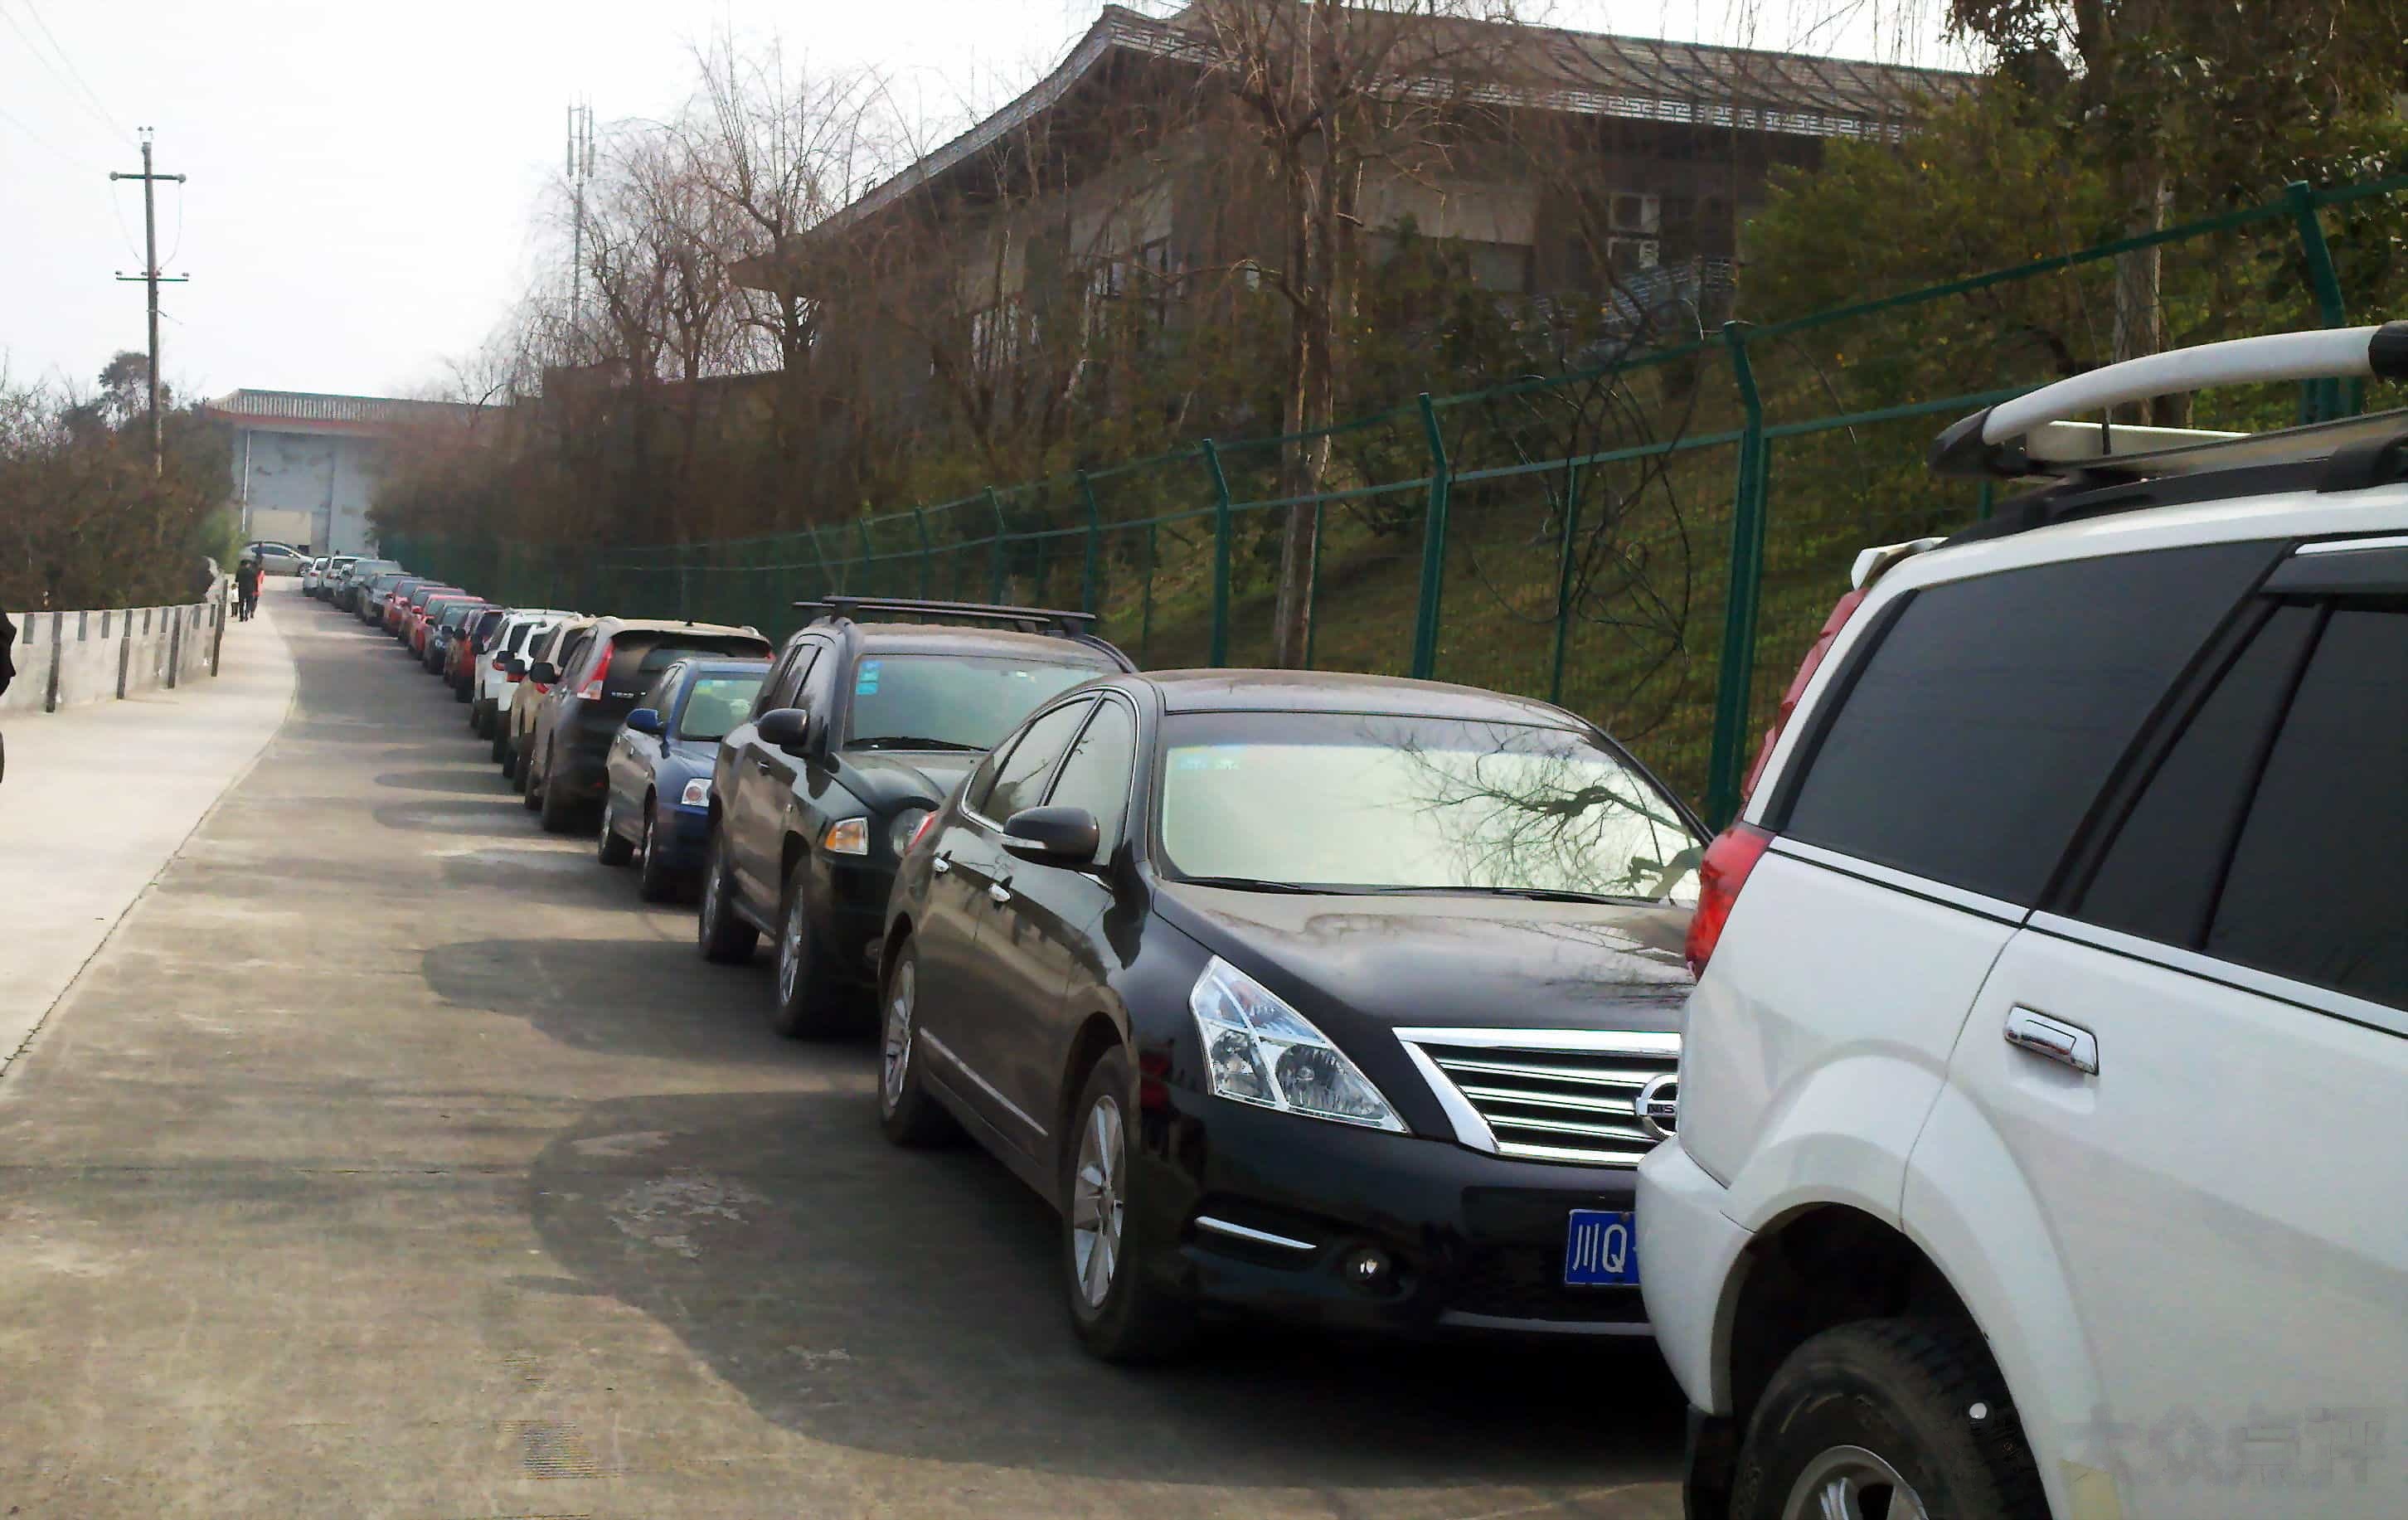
[388,175,2408,824]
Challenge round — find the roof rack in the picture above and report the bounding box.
[1933,322,2408,481]
[793,595,1100,639]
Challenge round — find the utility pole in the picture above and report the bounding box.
[566,103,595,355]
[111,127,188,477]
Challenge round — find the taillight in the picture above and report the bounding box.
[577,643,612,701]
[1740,587,1867,803]
[1685,824,1774,979]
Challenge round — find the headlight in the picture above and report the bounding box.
[1189,957,1405,1130]
[889,809,931,857]
[680,777,711,807]
[823,817,869,856]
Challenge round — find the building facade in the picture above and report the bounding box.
[199,391,486,557]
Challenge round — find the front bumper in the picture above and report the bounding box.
[1133,1088,1653,1339]
[1635,1137,1752,1413]
[651,802,713,870]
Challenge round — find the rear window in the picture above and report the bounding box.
[599,634,772,702]
[1776,542,2274,905]
[503,620,545,656]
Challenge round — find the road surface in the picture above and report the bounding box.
[0,584,1685,1518]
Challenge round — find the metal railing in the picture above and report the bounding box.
[388,175,2408,823]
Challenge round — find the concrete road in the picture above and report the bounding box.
[0,583,1685,1518]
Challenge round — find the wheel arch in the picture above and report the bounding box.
[1055,1008,1131,1154]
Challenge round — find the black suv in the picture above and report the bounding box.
[697,597,1135,1037]
[523,616,774,833]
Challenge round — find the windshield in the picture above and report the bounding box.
[843,654,1109,751]
[677,674,766,741]
[1155,712,1702,903]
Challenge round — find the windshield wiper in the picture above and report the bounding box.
[847,736,984,752]
[1174,875,1327,895]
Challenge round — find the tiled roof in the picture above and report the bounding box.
[199,390,492,430]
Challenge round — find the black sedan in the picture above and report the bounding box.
[876,670,1706,1361]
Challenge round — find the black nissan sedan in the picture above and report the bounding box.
[876,670,1706,1361]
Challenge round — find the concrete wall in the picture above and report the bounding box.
[232,428,384,557]
[1,599,226,716]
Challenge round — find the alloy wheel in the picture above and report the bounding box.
[778,892,808,1005]
[881,957,915,1110]
[1782,1445,1931,1520]
[1069,1095,1126,1309]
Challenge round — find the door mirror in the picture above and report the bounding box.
[503,656,527,680]
[1001,806,1100,867]
[757,706,815,757]
[527,660,561,685]
[626,707,664,736]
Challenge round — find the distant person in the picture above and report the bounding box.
[236,556,261,622]
[0,597,14,784]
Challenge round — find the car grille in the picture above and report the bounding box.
[1397,1029,1679,1168]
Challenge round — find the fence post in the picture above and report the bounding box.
[1199,440,1234,667]
[2287,180,2351,421]
[910,507,934,598]
[1140,517,1158,663]
[1076,469,1103,614]
[984,487,1010,605]
[856,517,876,594]
[1704,322,1770,830]
[1408,393,1453,681]
[803,523,836,599]
[1304,497,1325,669]
[43,614,63,712]
[1547,460,1583,706]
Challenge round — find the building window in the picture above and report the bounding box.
[969,302,1034,373]
[1084,237,1177,344]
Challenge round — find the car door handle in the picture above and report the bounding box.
[2003,1007,2099,1075]
[931,853,952,874]
[986,881,1012,905]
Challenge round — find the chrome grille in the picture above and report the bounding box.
[1396,1027,1680,1168]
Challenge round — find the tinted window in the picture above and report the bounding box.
[981,702,1095,823]
[611,634,772,694]
[1780,543,2273,904]
[2077,606,2318,945]
[1045,701,1137,853]
[679,675,767,741]
[844,654,1109,752]
[503,620,543,656]
[2207,605,2408,1008]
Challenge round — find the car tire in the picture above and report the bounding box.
[635,801,681,903]
[767,859,847,1038]
[491,723,509,764]
[1061,1048,1194,1365]
[537,747,584,834]
[502,736,521,782]
[521,746,542,809]
[696,827,758,964]
[595,794,635,865]
[1731,1318,2046,1520]
[877,940,960,1148]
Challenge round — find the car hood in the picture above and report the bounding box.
[828,750,978,815]
[1152,883,1692,1036]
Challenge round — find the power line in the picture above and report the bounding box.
[0,95,91,168]
[2,0,130,144]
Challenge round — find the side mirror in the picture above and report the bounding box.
[503,655,527,678]
[756,706,815,757]
[527,660,561,685]
[626,707,664,736]
[1002,805,1100,867]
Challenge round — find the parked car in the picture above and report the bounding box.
[336,561,400,613]
[448,607,507,698]
[697,596,1135,1037]
[1641,325,2408,1520]
[477,610,575,749]
[505,618,597,783]
[414,594,478,661]
[596,657,771,901]
[314,555,360,600]
[376,577,435,633]
[425,599,487,673]
[300,558,328,595]
[396,584,462,642]
[876,668,1702,1361]
[245,541,309,575]
[522,617,774,833]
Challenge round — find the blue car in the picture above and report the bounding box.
[596,657,771,900]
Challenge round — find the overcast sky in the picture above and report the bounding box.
[0,0,1961,405]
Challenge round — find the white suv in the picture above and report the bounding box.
[1641,325,2408,1520]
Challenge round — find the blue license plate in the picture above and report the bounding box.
[1563,1209,1639,1286]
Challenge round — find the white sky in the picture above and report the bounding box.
[0,0,1961,403]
